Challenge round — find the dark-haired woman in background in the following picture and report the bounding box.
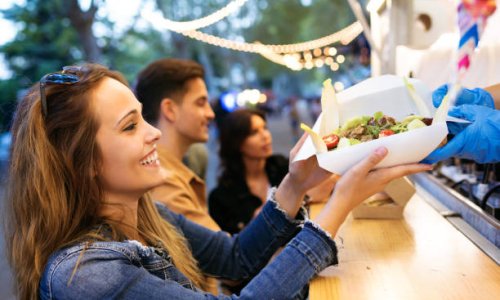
[209,109,288,234]
[209,109,336,234]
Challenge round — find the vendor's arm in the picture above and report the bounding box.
[484,83,500,109]
[432,83,500,109]
[424,105,500,164]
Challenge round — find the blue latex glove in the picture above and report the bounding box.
[432,84,495,108]
[423,105,500,164]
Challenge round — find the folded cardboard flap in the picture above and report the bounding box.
[352,177,416,219]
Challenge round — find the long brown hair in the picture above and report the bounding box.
[5,64,203,299]
[218,108,267,186]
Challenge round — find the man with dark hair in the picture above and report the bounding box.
[135,58,219,230]
[135,59,221,294]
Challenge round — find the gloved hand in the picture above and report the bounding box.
[432,84,495,108]
[423,105,500,164]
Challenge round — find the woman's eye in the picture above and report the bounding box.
[124,123,137,131]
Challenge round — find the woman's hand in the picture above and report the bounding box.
[287,133,337,193]
[305,174,338,204]
[275,133,337,217]
[314,147,432,237]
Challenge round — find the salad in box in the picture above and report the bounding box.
[294,75,450,174]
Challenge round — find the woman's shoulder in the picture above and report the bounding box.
[43,241,150,280]
[45,241,141,271]
[40,240,152,298]
[40,240,160,299]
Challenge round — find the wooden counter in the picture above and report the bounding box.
[308,193,500,300]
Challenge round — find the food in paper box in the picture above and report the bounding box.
[303,111,434,151]
[294,75,449,174]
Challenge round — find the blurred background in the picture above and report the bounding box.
[0,0,371,135]
[1,1,499,298]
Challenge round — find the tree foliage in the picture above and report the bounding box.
[2,0,81,83]
[0,0,170,130]
[0,0,370,131]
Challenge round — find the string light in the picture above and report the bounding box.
[257,44,351,72]
[336,54,346,63]
[178,22,363,54]
[141,0,249,32]
[314,59,324,68]
[143,2,363,71]
[258,45,303,71]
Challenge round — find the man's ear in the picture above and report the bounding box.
[160,98,178,122]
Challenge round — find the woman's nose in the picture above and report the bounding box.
[262,130,272,141]
[146,123,161,142]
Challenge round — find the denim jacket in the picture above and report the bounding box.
[39,193,338,299]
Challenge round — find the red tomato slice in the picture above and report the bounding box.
[323,134,339,150]
[378,129,395,138]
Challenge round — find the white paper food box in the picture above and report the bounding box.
[294,75,448,174]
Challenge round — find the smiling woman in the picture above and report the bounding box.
[5,64,203,298]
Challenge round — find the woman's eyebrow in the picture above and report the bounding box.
[115,109,138,128]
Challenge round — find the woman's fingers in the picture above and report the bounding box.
[289,132,308,160]
[373,163,432,182]
[350,147,388,176]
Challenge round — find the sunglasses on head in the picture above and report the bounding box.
[39,66,82,117]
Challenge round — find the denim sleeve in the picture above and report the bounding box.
[156,197,307,280]
[239,222,338,299]
[40,223,337,300]
[40,247,214,300]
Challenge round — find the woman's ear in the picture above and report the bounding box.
[160,98,178,122]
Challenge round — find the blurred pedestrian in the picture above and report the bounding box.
[310,97,322,123]
[134,58,220,293]
[183,143,209,180]
[134,58,218,229]
[287,96,301,143]
[209,109,338,235]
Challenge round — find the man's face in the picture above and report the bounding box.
[172,77,214,144]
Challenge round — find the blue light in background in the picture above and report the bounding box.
[220,91,238,112]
